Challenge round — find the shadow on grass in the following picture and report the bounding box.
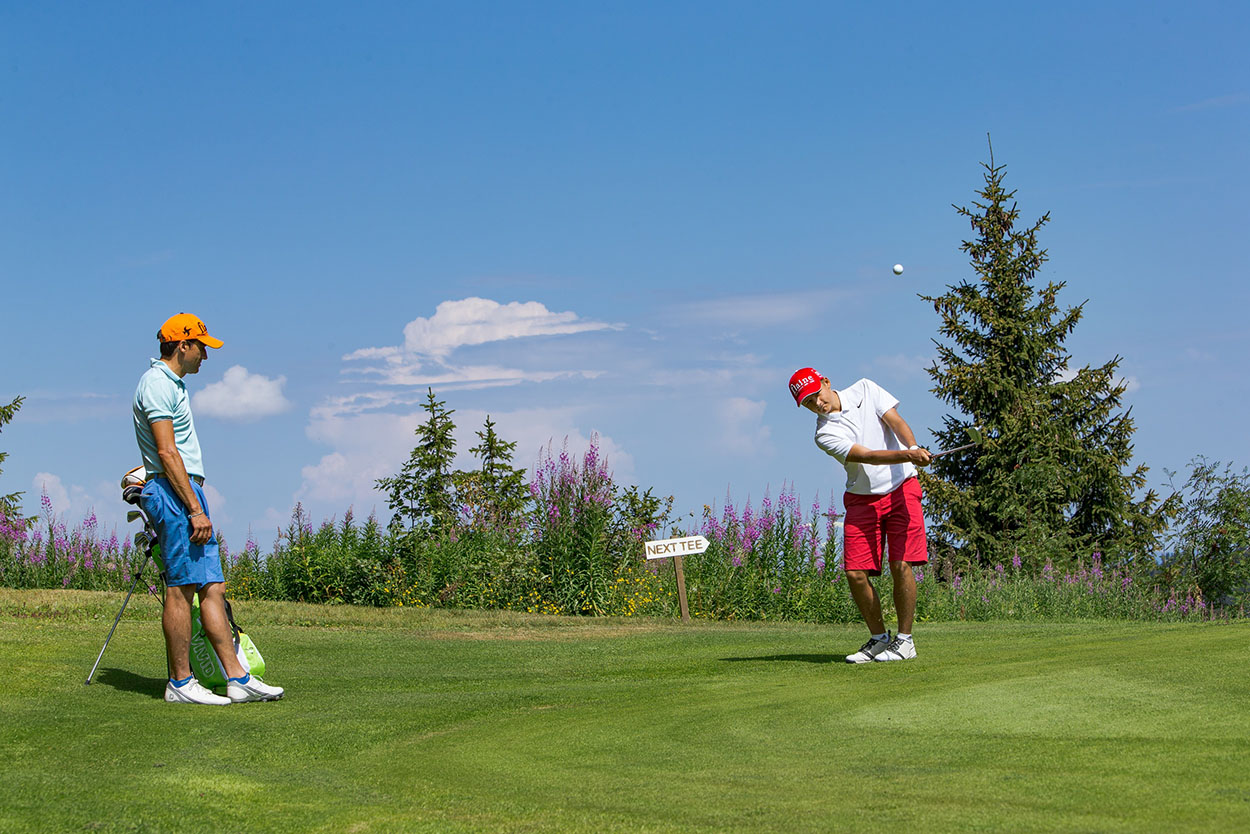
[720,653,848,664]
[93,667,166,699]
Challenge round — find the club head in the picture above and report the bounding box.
[127,510,141,524]
[134,531,150,548]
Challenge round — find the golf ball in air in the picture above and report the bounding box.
[892,264,904,275]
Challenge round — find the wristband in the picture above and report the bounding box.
[188,510,205,519]
[908,445,919,451]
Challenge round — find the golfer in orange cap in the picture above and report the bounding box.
[133,314,283,704]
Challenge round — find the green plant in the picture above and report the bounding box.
[920,141,1177,567]
[1163,458,1250,608]
[376,388,459,534]
[0,395,23,516]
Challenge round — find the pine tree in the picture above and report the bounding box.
[0,396,24,516]
[456,415,528,530]
[375,388,458,533]
[919,144,1177,568]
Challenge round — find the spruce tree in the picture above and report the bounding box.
[457,415,528,530]
[375,388,458,532]
[920,145,1176,568]
[0,396,24,516]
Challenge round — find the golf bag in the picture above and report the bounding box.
[87,467,269,689]
[189,594,266,691]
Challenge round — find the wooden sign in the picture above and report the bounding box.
[644,535,707,622]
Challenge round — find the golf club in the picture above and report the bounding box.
[930,426,984,459]
[85,486,164,685]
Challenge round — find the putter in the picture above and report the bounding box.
[931,426,984,459]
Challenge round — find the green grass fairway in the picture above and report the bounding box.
[2,589,1247,833]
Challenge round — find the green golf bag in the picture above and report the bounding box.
[189,595,266,692]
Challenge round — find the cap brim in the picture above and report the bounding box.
[197,335,224,349]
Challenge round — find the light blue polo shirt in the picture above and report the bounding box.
[133,359,205,480]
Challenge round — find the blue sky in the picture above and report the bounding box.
[2,2,1247,550]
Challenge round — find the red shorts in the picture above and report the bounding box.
[843,477,928,576]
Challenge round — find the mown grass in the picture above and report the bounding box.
[2,588,1247,833]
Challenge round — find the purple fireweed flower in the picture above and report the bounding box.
[1121,575,1133,590]
[1012,552,1022,570]
[915,567,924,582]
[1042,559,1054,577]
[772,587,781,594]
[953,574,962,592]
[731,554,742,567]
[995,563,1004,575]
[815,558,825,574]
[40,490,53,517]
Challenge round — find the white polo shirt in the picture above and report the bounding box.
[814,378,915,496]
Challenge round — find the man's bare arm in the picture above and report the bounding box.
[151,420,213,544]
[845,408,931,466]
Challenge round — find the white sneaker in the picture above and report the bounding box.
[165,677,230,705]
[846,632,892,664]
[226,675,284,703]
[875,635,917,662]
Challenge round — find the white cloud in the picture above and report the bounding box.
[203,483,230,525]
[193,366,292,421]
[718,398,774,458]
[30,472,126,534]
[341,297,619,391]
[400,297,617,358]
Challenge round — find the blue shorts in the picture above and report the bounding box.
[140,478,224,588]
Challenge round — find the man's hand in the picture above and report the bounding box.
[907,447,933,467]
[189,512,213,545]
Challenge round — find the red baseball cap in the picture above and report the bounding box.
[789,367,823,407]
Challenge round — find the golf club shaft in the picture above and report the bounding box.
[85,552,151,685]
[931,441,979,459]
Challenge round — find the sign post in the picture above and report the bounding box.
[644,535,709,623]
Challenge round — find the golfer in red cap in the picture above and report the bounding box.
[789,368,932,662]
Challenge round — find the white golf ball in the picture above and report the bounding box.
[892,264,904,275]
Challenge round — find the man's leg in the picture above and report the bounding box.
[890,561,917,634]
[197,582,247,679]
[163,585,197,680]
[845,570,887,635]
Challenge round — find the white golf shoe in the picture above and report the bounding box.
[165,677,230,705]
[226,674,284,703]
[874,635,917,662]
[845,632,892,664]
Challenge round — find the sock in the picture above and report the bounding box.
[897,633,912,642]
[228,673,251,685]
[170,675,193,688]
[872,632,889,642]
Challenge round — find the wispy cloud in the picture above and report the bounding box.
[1170,93,1248,113]
[674,289,851,331]
[193,366,292,421]
[13,392,119,424]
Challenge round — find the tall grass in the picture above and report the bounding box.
[1,446,1240,623]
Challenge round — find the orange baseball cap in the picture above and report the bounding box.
[157,313,224,348]
[789,367,823,406]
